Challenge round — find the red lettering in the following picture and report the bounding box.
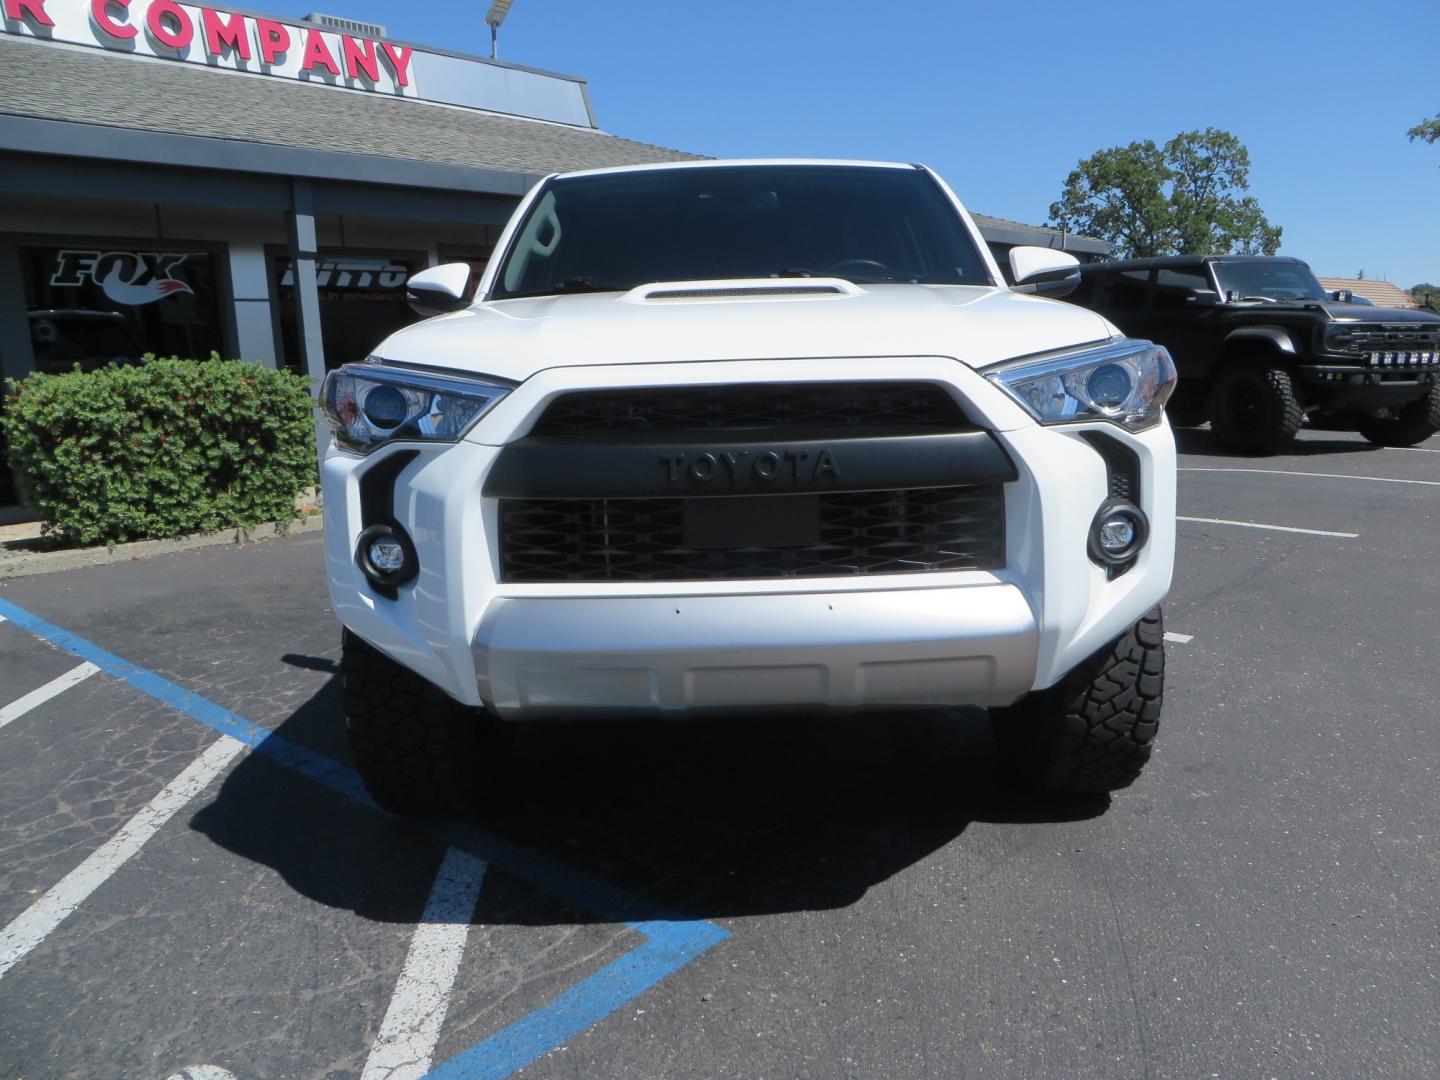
[88,0,135,40]
[145,0,192,49]
[201,8,250,60]
[380,42,412,87]
[342,35,378,82]
[3,0,54,25]
[254,18,288,65]
[300,27,339,75]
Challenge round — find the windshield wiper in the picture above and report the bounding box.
[496,277,627,300]
[554,277,625,293]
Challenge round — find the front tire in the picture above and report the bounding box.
[992,608,1164,797]
[341,630,509,816]
[1208,361,1303,454]
[1356,383,1440,447]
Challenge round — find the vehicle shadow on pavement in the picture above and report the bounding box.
[189,674,1107,926]
[1173,427,1383,457]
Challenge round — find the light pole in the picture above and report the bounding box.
[485,0,513,59]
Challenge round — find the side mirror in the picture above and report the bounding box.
[406,263,472,318]
[1186,289,1221,305]
[1008,246,1082,298]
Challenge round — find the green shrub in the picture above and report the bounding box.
[2,355,315,546]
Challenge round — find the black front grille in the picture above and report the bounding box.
[1348,326,1440,351]
[500,486,1005,582]
[531,382,969,436]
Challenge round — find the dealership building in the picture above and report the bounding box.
[0,0,1107,509]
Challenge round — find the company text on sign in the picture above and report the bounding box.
[2,0,414,91]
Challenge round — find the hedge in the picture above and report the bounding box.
[3,355,315,546]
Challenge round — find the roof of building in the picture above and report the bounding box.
[0,36,700,175]
[1315,277,1418,309]
[970,213,1111,255]
[0,36,1100,254]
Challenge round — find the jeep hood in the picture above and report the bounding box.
[373,285,1118,383]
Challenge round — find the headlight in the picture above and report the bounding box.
[985,339,1177,431]
[320,360,513,454]
[1324,325,1359,353]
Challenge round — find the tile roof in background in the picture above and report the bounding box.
[1315,277,1418,309]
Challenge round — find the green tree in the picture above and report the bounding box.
[1411,283,1440,309]
[1050,128,1282,259]
[1409,114,1440,144]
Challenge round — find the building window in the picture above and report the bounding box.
[270,251,424,372]
[21,245,224,372]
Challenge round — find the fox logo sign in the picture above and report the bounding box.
[50,250,195,307]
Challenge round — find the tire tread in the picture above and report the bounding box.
[341,630,501,816]
[994,608,1165,796]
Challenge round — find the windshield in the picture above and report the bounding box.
[1213,261,1327,302]
[491,165,993,299]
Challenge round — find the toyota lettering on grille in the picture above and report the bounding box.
[661,449,841,487]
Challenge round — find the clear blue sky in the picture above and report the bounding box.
[277,0,1439,287]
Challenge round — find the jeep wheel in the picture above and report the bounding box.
[991,608,1164,797]
[1208,362,1303,454]
[1356,383,1440,447]
[341,630,509,816]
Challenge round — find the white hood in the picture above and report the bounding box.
[373,284,1118,383]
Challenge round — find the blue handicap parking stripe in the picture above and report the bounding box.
[0,595,729,1078]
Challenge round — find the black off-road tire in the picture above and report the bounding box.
[992,608,1164,797]
[1208,361,1303,454]
[1356,383,1440,447]
[341,630,509,816]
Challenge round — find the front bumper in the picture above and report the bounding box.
[323,355,1176,716]
[473,584,1037,720]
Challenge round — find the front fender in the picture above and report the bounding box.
[1225,326,1298,355]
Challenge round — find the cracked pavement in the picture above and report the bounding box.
[1,425,1438,1078]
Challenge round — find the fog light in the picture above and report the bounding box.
[356,524,418,593]
[1098,514,1137,554]
[1088,500,1148,567]
[367,535,407,573]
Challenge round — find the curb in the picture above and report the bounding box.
[0,515,325,580]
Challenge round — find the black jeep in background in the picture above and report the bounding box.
[1068,256,1440,453]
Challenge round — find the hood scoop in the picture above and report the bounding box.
[622,277,865,303]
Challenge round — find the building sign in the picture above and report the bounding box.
[50,249,196,306]
[1,0,595,125]
[278,257,410,293]
[1,0,415,94]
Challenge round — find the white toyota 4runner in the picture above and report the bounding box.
[320,160,1178,815]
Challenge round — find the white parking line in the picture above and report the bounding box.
[1177,515,1359,539]
[0,662,101,730]
[361,847,489,1080]
[1180,467,1440,488]
[0,734,244,982]
[1163,632,1194,644]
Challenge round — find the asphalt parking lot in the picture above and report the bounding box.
[1,425,1437,1080]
